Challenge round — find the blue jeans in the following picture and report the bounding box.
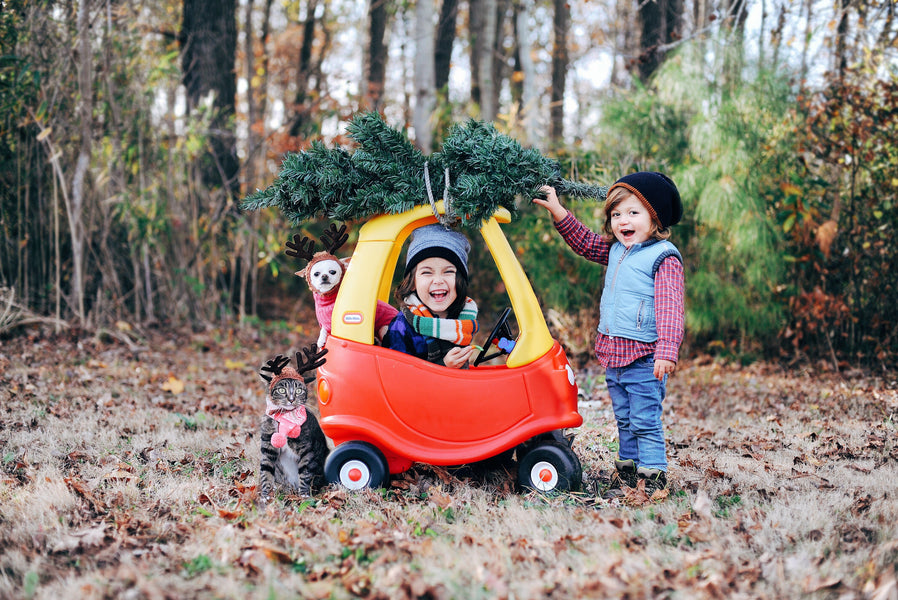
[606,356,668,471]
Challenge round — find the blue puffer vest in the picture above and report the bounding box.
[597,239,682,342]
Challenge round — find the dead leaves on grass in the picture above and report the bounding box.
[620,478,669,506]
[65,476,106,513]
[3,334,898,599]
[50,524,109,553]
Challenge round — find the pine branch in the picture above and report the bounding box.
[241,112,607,227]
[555,180,609,201]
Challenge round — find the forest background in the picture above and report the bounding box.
[1,0,897,369]
[2,2,898,599]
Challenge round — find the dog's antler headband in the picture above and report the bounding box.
[284,223,348,265]
[285,234,315,262]
[320,223,348,255]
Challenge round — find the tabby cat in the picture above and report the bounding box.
[258,346,330,505]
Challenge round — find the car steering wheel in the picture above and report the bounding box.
[473,307,514,366]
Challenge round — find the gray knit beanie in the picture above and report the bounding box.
[405,224,470,277]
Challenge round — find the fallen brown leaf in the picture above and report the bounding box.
[51,525,108,553]
[427,486,453,509]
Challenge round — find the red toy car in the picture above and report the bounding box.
[317,203,583,492]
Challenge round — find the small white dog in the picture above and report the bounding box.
[304,256,344,297]
[287,224,397,348]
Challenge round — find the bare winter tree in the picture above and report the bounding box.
[414,0,437,150]
[288,0,322,137]
[240,0,275,320]
[487,0,511,122]
[610,0,637,88]
[365,0,390,111]
[470,0,485,108]
[469,0,499,120]
[479,0,498,121]
[243,0,274,192]
[833,0,851,78]
[69,0,93,324]
[434,0,459,93]
[180,0,239,198]
[637,0,684,82]
[721,0,749,93]
[512,0,538,144]
[549,0,569,147]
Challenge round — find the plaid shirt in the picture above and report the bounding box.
[555,212,685,368]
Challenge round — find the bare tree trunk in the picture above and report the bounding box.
[244,0,258,186]
[692,0,710,69]
[637,0,683,83]
[513,0,537,145]
[97,0,125,320]
[488,0,510,121]
[181,0,239,198]
[610,0,635,88]
[666,0,683,47]
[469,0,485,109]
[549,0,569,147]
[240,0,257,322]
[874,0,895,51]
[434,0,458,93]
[247,0,273,317]
[834,0,850,79]
[366,0,390,111]
[70,0,93,325]
[396,3,413,126]
[637,0,663,82]
[414,0,436,151]
[769,1,787,69]
[52,154,61,332]
[693,0,709,34]
[799,0,813,87]
[478,0,498,121]
[289,0,319,137]
[758,0,767,66]
[723,0,748,94]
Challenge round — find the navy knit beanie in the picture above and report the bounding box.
[608,172,683,228]
[405,224,470,277]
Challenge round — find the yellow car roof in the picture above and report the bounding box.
[332,202,553,367]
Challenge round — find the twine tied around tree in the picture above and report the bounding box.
[423,161,459,227]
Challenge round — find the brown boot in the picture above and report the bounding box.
[602,459,638,499]
[637,467,669,495]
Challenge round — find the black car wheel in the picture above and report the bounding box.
[324,441,390,490]
[517,441,582,493]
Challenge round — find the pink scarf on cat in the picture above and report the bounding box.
[266,398,307,448]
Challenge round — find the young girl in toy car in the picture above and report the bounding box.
[382,224,480,369]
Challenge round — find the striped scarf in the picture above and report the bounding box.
[402,293,479,346]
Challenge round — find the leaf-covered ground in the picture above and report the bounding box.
[1,328,896,599]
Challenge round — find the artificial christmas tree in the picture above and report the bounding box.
[243,112,607,228]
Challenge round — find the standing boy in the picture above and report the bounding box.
[533,172,684,497]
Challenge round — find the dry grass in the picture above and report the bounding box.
[1,330,897,599]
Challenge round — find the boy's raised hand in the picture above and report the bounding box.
[532,185,568,223]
